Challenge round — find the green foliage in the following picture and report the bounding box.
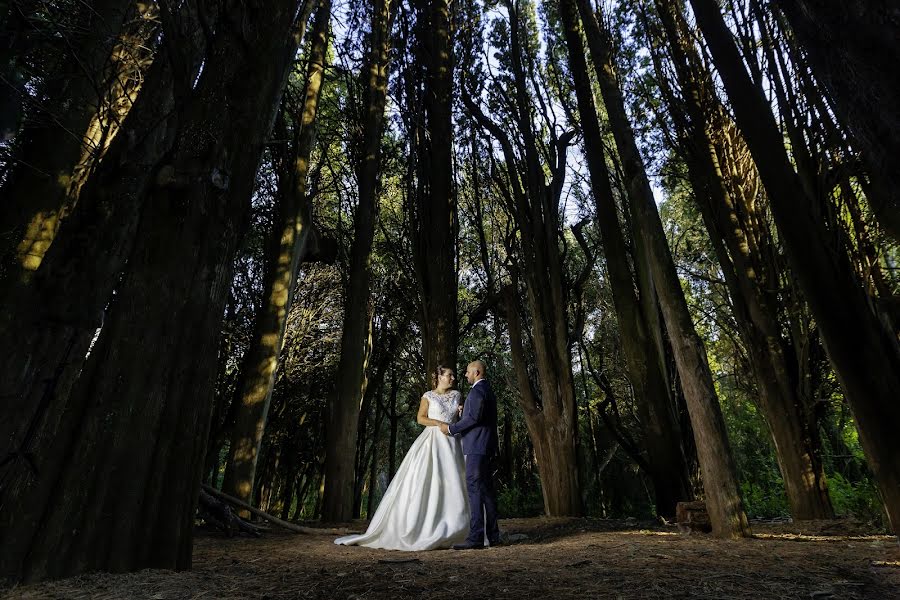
[827,473,885,527]
[497,478,545,518]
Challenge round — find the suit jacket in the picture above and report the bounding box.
[448,379,498,456]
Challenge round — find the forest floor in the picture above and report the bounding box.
[4,517,899,599]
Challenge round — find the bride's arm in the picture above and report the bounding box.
[416,396,447,427]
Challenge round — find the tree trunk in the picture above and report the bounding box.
[463,0,582,516]
[0,0,306,583]
[504,287,581,516]
[688,0,900,534]
[0,0,153,280]
[366,390,384,517]
[559,0,749,537]
[387,367,399,480]
[321,0,397,522]
[569,0,694,520]
[409,0,458,376]
[653,0,833,520]
[222,0,330,508]
[0,44,186,510]
[774,0,900,242]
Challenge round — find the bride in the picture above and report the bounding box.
[335,365,469,550]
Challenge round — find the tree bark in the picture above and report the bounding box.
[222,0,330,509]
[570,0,694,520]
[774,0,900,242]
[321,0,397,522]
[409,0,458,376]
[688,0,900,533]
[463,0,582,516]
[559,0,749,537]
[0,0,153,280]
[0,41,187,517]
[653,0,833,520]
[366,389,384,517]
[387,367,399,480]
[505,286,582,516]
[0,0,307,582]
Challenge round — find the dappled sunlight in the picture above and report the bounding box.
[753,532,897,544]
[16,210,61,271]
[616,530,680,537]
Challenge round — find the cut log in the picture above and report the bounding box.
[201,484,352,535]
[676,500,713,534]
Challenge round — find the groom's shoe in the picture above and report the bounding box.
[451,541,485,550]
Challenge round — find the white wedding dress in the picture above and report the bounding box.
[334,389,470,551]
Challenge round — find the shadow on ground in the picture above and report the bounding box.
[4,518,899,599]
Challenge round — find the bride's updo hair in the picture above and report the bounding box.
[431,365,454,389]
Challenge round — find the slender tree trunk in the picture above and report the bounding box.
[652,0,833,520]
[0,0,306,582]
[504,286,581,516]
[280,469,295,521]
[463,0,582,516]
[688,0,900,534]
[366,390,384,517]
[570,0,693,520]
[387,368,399,480]
[409,0,458,375]
[774,0,900,241]
[559,0,749,537]
[222,0,330,508]
[321,0,397,522]
[353,389,373,518]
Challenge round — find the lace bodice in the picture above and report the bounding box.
[424,389,462,424]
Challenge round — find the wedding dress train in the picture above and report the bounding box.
[334,390,469,551]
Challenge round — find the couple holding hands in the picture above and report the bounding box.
[336,360,501,551]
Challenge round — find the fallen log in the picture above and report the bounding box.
[198,488,262,537]
[201,484,352,535]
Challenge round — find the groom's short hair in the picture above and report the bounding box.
[470,359,487,375]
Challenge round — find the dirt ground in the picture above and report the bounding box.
[4,518,899,599]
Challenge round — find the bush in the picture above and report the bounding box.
[497,481,544,518]
[827,472,886,529]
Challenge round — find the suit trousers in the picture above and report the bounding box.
[464,453,500,545]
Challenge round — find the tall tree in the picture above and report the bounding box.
[463,0,582,516]
[773,0,900,242]
[562,0,693,519]
[650,0,833,519]
[0,23,194,516]
[408,0,459,376]
[222,0,330,508]
[0,0,309,582]
[321,0,398,522]
[0,0,154,280]
[687,0,900,533]
[558,0,750,537]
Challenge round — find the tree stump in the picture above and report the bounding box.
[676,501,712,534]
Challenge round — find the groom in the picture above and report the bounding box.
[441,360,501,549]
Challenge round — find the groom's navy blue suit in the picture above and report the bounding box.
[448,379,500,546]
